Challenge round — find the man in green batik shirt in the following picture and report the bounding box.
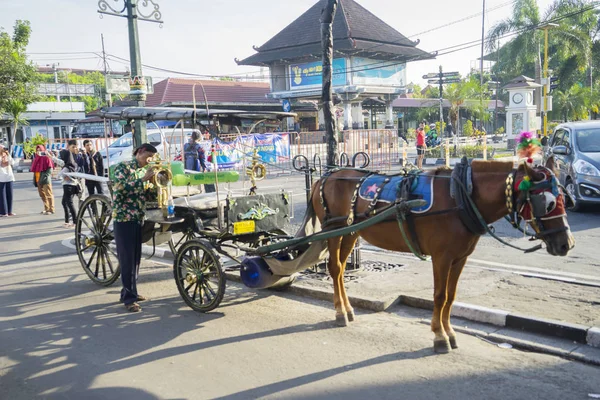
[112,143,158,312]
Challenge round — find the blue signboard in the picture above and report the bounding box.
[290,58,347,88]
[351,57,406,86]
[282,99,292,112]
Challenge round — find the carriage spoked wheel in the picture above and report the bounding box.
[75,194,121,286]
[174,239,226,312]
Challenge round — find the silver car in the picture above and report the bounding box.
[544,121,600,211]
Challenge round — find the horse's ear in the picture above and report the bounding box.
[522,161,545,181]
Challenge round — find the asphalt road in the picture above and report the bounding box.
[1,171,600,399]
[1,254,600,400]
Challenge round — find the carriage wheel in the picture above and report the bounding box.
[168,229,201,256]
[75,194,120,286]
[174,239,226,312]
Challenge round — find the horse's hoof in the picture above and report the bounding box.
[347,310,355,322]
[335,314,349,327]
[449,336,458,349]
[433,339,452,354]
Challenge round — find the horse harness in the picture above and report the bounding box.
[318,168,433,260]
[505,168,572,241]
[317,161,571,259]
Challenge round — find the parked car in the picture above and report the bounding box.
[543,121,600,211]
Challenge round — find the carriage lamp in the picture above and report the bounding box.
[245,148,267,195]
[147,154,174,219]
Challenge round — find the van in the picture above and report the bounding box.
[102,128,197,176]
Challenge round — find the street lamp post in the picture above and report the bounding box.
[97,0,163,148]
[539,23,558,138]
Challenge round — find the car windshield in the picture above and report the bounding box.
[576,129,600,152]
[110,133,133,148]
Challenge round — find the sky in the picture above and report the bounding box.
[0,0,555,87]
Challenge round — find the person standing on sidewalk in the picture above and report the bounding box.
[31,145,55,215]
[112,144,158,312]
[416,122,427,169]
[57,148,80,228]
[82,140,104,195]
[0,144,16,217]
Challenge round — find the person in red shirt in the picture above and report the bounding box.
[416,121,427,169]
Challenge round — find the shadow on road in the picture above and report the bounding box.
[0,281,341,399]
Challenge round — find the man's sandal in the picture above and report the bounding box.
[136,295,148,302]
[125,302,142,312]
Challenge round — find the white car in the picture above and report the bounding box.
[102,128,197,176]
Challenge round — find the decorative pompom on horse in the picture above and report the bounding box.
[516,131,542,191]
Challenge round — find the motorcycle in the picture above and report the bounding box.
[426,136,441,148]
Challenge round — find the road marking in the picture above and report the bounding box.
[361,244,600,286]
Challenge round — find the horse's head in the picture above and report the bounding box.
[512,160,575,256]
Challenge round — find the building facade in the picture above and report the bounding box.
[237,0,434,132]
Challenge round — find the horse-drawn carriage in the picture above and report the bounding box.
[73,106,298,312]
[71,108,575,353]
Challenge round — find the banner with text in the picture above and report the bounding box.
[199,133,290,170]
[289,58,347,89]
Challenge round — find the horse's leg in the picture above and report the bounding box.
[431,257,452,354]
[338,234,359,322]
[327,237,348,326]
[442,256,468,349]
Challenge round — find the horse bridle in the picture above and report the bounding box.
[505,166,573,241]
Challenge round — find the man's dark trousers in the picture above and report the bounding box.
[114,221,142,305]
[86,181,104,195]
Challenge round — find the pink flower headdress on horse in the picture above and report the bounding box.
[516,131,542,191]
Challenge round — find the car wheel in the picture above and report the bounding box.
[565,179,583,212]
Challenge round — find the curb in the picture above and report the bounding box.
[395,294,598,349]
[145,246,600,351]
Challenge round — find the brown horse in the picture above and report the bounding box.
[309,160,575,354]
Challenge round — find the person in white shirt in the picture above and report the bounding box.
[0,145,16,217]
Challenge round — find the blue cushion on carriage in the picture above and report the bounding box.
[358,174,434,213]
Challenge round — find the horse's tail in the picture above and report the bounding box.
[295,179,322,239]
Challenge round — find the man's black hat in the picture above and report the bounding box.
[133,143,158,155]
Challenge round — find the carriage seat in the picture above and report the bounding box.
[173,193,225,211]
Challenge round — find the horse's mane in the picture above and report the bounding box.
[471,160,513,174]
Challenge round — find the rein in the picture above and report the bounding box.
[451,175,544,254]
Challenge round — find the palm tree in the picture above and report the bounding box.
[487,0,598,91]
[444,77,488,134]
[553,83,592,121]
[6,99,29,147]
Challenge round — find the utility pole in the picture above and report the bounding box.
[321,0,339,169]
[438,65,444,134]
[101,33,112,107]
[480,0,486,129]
[494,39,500,135]
[539,23,558,137]
[53,63,60,101]
[98,0,163,147]
[423,68,461,135]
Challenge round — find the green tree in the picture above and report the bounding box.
[487,0,599,93]
[0,20,38,147]
[552,83,593,121]
[5,99,29,145]
[39,71,106,113]
[444,76,490,133]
